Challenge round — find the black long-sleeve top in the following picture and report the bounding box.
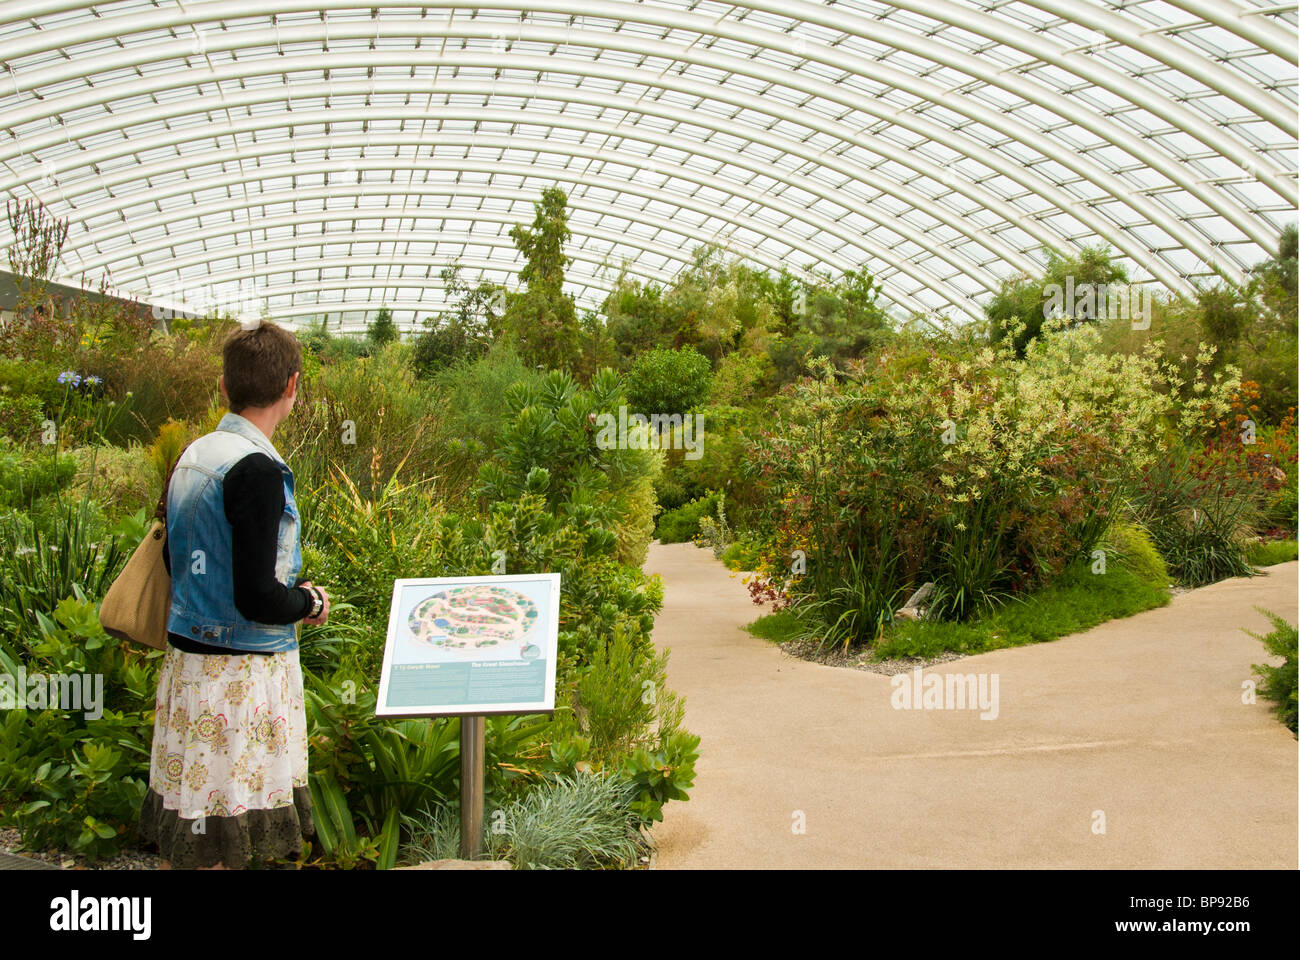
[164,452,312,656]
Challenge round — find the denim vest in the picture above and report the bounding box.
[166,412,302,652]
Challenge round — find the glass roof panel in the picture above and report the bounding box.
[0,0,1293,330]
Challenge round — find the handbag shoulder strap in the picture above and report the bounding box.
[154,442,194,522]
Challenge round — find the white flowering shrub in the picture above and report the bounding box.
[749,321,1239,639]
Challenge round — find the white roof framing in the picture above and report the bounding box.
[0,0,1294,332]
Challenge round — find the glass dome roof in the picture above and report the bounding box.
[0,1,1295,330]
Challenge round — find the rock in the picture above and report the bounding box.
[902,582,934,608]
[894,582,934,622]
[396,859,512,870]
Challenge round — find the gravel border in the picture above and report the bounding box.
[778,637,969,675]
[777,582,1191,675]
[0,827,161,871]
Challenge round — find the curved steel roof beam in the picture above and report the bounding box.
[251,297,525,327]
[93,222,743,296]
[8,89,1064,321]
[137,271,633,326]
[62,177,939,322]
[1154,0,1297,61]
[0,41,1115,279]
[2,0,1292,212]
[911,0,1295,133]
[1,65,1209,297]
[4,15,1280,268]
[270,305,504,329]
[147,254,723,300]
[52,138,992,317]
[165,273,622,312]
[24,122,1008,297]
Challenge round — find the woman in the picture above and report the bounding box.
[138,320,330,869]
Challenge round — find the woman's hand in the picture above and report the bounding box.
[300,581,331,625]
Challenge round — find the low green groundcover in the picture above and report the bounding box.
[749,529,1173,661]
[1246,539,1298,567]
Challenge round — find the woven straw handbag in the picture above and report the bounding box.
[99,454,184,650]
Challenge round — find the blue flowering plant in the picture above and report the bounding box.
[49,371,128,446]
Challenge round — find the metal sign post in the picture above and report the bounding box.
[459,714,486,859]
[374,574,561,864]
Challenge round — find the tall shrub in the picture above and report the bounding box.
[749,322,1238,647]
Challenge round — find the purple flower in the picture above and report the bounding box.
[56,370,81,387]
[84,375,103,387]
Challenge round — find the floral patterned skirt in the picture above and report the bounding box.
[138,644,314,869]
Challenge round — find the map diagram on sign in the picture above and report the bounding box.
[404,584,542,662]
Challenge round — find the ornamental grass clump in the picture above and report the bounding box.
[1132,387,1295,586]
[748,321,1239,651]
[399,772,650,870]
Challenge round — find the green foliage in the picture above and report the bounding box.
[430,340,542,461]
[145,418,193,488]
[655,491,718,543]
[1099,232,1297,424]
[875,558,1170,659]
[0,392,44,444]
[298,472,487,677]
[93,321,232,445]
[400,772,650,870]
[0,357,65,412]
[1249,609,1297,735]
[1264,477,1297,537]
[281,342,456,499]
[412,317,487,377]
[553,627,697,824]
[600,274,674,364]
[303,662,558,868]
[653,475,689,513]
[366,306,399,348]
[0,440,77,513]
[624,347,713,417]
[476,368,662,567]
[986,244,1127,356]
[795,540,905,654]
[694,490,734,558]
[670,402,766,528]
[1133,444,1258,587]
[763,266,894,380]
[573,629,677,766]
[1200,230,1299,422]
[293,440,685,863]
[68,444,155,522]
[0,499,128,652]
[1099,521,1170,588]
[601,248,893,382]
[308,770,400,870]
[503,186,580,370]
[300,322,372,363]
[748,322,1230,649]
[0,590,158,860]
[0,188,703,867]
[620,730,700,825]
[745,609,806,645]
[411,264,500,378]
[1257,225,1297,323]
[709,349,774,404]
[720,534,763,571]
[1246,539,1298,566]
[303,666,459,871]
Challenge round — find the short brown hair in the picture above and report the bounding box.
[222,321,302,413]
